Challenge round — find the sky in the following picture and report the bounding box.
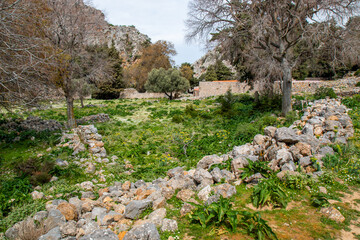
[91,0,206,66]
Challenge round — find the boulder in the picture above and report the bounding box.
[167,167,184,178]
[213,184,236,198]
[274,127,299,144]
[176,189,195,202]
[146,208,166,227]
[231,156,249,178]
[124,200,152,219]
[231,144,254,157]
[56,202,78,221]
[264,126,277,138]
[299,156,312,167]
[295,142,312,156]
[44,209,66,228]
[320,207,345,223]
[38,227,61,240]
[198,185,212,202]
[193,168,213,186]
[210,167,223,183]
[317,146,334,156]
[60,221,77,236]
[80,229,118,240]
[196,155,222,169]
[123,223,160,240]
[161,219,178,232]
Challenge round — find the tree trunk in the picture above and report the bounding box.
[281,58,292,115]
[80,96,84,108]
[66,96,76,129]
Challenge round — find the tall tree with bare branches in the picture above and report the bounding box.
[0,0,52,109]
[46,0,102,128]
[186,0,359,114]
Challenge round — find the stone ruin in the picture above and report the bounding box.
[0,116,62,133]
[5,98,355,240]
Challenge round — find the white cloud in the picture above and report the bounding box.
[91,0,204,64]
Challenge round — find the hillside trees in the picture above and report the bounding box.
[186,0,359,115]
[145,68,190,100]
[124,40,176,92]
[0,0,53,109]
[46,0,103,128]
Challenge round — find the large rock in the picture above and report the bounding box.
[167,167,184,178]
[213,183,236,198]
[264,126,277,138]
[38,227,61,240]
[123,223,160,240]
[193,168,213,186]
[60,221,77,236]
[44,209,66,228]
[196,154,222,169]
[274,127,299,144]
[146,208,166,227]
[320,207,345,223]
[231,144,254,157]
[79,229,118,240]
[317,146,335,156]
[56,202,78,221]
[161,219,178,232]
[231,156,249,178]
[167,175,196,190]
[198,185,212,201]
[124,200,152,219]
[176,189,195,202]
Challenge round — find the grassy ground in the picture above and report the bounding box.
[0,93,359,239]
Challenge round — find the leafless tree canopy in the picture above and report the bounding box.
[186,0,359,114]
[0,0,53,108]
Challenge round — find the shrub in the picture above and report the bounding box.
[240,160,273,180]
[189,195,239,232]
[184,104,198,117]
[251,178,288,208]
[314,87,337,100]
[171,114,184,123]
[311,193,330,208]
[235,123,259,143]
[356,81,360,87]
[14,157,55,186]
[354,69,360,76]
[240,211,278,240]
[218,89,237,116]
[342,94,360,108]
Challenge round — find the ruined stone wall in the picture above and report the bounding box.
[199,81,251,98]
[119,88,166,99]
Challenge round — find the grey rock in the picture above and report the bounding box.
[221,169,235,182]
[135,180,147,188]
[147,208,166,227]
[205,195,220,206]
[193,168,213,186]
[302,123,314,136]
[33,211,48,223]
[80,229,118,240]
[161,219,178,232]
[244,173,263,183]
[91,207,107,221]
[275,127,299,144]
[213,183,236,198]
[124,200,152,219]
[231,144,254,157]
[82,221,100,235]
[231,156,249,178]
[210,167,223,183]
[44,210,66,228]
[180,203,196,217]
[60,221,77,236]
[198,185,212,201]
[123,223,160,240]
[167,175,196,190]
[38,227,61,240]
[335,137,347,144]
[299,156,312,167]
[276,148,293,166]
[197,154,222,170]
[264,126,277,138]
[281,161,297,172]
[81,191,96,199]
[317,146,335,156]
[167,167,184,178]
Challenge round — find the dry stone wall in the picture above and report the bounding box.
[199,81,250,98]
[119,88,166,99]
[5,98,355,240]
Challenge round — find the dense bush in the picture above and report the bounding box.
[356,81,360,87]
[314,87,337,100]
[92,85,121,99]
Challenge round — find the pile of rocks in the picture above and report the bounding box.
[60,125,107,158]
[77,114,110,125]
[0,116,62,132]
[5,99,355,240]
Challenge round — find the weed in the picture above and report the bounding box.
[251,178,289,208]
[240,160,273,180]
[314,87,337,100]
[240,211,278,240]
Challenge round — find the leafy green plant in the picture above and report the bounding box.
[311,193,330,208]
[251,178,289,208]
[356,81,360,87]
[314,87,337,100]
[240,160,273,180]
[189,195,239,232]
[283,174,316,190]
[240,211,278,240]
[208,158,232,172]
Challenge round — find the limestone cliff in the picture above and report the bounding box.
[82,2,151,62]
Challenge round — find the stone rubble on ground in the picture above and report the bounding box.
[6,98,353,239]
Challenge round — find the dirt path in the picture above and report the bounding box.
[338,190,360,240]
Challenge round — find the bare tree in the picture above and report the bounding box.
[0,0,53,110]
[46,0,102,128]
[186,0,359,114]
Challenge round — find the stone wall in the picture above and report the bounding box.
[197,77,360,98]
[119,88,166,99]
[275,77,360,94]
[198,81,250,98]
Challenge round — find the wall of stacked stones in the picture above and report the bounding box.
[198,77,360,98]
[4,98,355,240]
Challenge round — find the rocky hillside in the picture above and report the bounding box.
[192,48,236,78]
[81,1,151,62]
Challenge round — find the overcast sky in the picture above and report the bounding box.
[91,0,205,66]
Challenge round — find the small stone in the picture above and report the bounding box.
[320,206,345,223]
[56,202,78,221]
[79,229,118,240]
[176,189,195,202]
[153,197,166,210]
[31,191,45,200]
[60,221,77,236]
[124,200,152,219]
[180,203,195,217]
[161,219,178,232]
[198,185,212,202]
[122,223,160,240]
[213,183,236,198]
[319,186,327,194]
[80,181,94,191]
[39,226,61,240]
[122,181,131,191]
